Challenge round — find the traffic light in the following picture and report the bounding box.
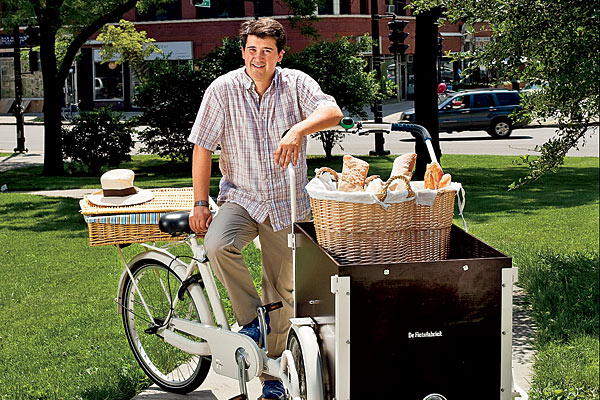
[437,37,443,57]
[24,26,40,47]
[388,20,409,54]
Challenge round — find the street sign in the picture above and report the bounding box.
[0,34,28,48]
[192,0,210,7]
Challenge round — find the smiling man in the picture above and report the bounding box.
[188,18,342,399]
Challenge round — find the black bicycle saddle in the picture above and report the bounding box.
[159,211,193,235]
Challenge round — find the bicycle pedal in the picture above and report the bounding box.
[261,301,283,313]
[144,318,165,334]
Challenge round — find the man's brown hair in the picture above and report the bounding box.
[239,18,286,53]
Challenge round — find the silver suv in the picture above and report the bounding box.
[400,89,526,138]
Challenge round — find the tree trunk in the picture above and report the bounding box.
[413,8,442,180]
[323,132,334,159]
[39,22,64,176]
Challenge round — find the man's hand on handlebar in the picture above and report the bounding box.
[274,127,303,169]
[189,205,213,233]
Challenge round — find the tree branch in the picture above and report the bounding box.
[58,0,138,82]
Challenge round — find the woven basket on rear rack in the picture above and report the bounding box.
[79,187,195,246]
[308,168,456,264]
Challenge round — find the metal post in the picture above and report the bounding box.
[395,53,401,101]
[13,26,26,153]
[369,0,390,156]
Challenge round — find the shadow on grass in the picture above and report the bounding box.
[0,195,88,235]
[0,157,222,191]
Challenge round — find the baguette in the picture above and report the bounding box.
[438,173,452,189]
[424,162,444,190]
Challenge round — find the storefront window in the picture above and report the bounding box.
[94,61,123,101]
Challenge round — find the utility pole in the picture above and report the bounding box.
[413,8,442,179]
[12,26,26,153]
[369,0,390,156]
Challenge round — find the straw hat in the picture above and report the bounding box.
[87,169,154,207]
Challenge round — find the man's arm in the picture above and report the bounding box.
[274,105,343,169]
[189,144,214,233]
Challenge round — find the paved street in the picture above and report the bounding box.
[0,108,598,159]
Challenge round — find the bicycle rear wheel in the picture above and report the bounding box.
[121,258,211,393]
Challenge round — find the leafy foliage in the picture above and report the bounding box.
[96,19,161,80]
[283,36,396,157]
[281,0,324,38]
[135,39,243,162]
[134,60,204,163]
[0,0,173,175]
[411,0,600,187]
[62,107,134,175]
[196,37,244,88]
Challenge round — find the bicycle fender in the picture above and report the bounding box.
[116,250,187,314]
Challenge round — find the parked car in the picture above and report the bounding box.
[400,89,527,138]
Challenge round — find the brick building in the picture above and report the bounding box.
[0,0,491,113]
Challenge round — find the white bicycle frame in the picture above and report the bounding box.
[115,188,302,399]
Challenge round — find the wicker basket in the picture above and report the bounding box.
[80,187,196,246]
[409,189,456,262]
[309,169,456,264]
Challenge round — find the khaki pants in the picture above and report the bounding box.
[203,202,294,364]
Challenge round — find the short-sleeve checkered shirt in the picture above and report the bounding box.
[188,67,339,232]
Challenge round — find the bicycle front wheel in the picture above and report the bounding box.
[121,258,211,394]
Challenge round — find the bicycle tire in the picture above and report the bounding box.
[121,258,211,394]
[286,327,326,400]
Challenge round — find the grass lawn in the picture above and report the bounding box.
[0,154,598,399]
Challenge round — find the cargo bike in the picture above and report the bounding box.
[80,119,520,400]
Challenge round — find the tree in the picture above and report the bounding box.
[96,19,161,81]
[0,0,326,176]
[283,36,396,157]
[134,37,243,162]
[410,0,599,187]
[1,0,173,176]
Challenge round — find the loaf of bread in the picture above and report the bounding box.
[424,162,445,190]
[338,155,369,192]
[391,153,417,179]
[388,153,417,191]
[438,173,452,189]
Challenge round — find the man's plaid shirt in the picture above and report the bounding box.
[188,67,339,231]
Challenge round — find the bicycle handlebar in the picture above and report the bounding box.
[335,117,432,143]
[331,117,438,164]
